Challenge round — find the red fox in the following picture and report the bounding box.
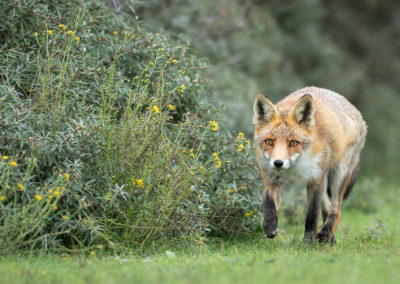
[253,87,367,243]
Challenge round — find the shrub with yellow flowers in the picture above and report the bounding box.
[0,0,261,253]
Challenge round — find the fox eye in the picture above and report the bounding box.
[289,140,299,147]
[265,139,273,146]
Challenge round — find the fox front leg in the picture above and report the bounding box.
[263,190,279,238]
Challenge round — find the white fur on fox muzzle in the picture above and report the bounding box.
[290,153,300,164]
[269,159,290,169]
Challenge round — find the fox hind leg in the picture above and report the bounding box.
[321,176,330,223]
[317,146,361,243]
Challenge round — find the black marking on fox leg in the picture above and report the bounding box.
[321,207,328,223]
[304,190,321,243]
[326,173,332,198]
[317,214,337,243]
[263,193,278,239]
[343,161,360,200]
[327,185,331,198]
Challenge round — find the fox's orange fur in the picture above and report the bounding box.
[253,87,367,243]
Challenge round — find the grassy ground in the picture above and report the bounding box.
[1,180,399,284]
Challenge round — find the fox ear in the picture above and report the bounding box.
[253,94,278,125]
[290,94,315,128]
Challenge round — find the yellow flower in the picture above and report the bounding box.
[209,121,219,132]
[90,251,95,256]
[75,36,80,43]
[237,132,245,139]
[216,160,222,168]
[245,140,250,146]
[189,148,194,153]
[34,32,38,36]
[62,215,69,220]
[228,189,235,193]
[167,104,176,111]
[190,153,195,158]
[65,173,70,181]
[135,179,144,188]
[113,31,118,35]
[10,161,17,167]
[52,205,58,210]
[48,189,53,194]
[59,24,66,30]
[237,144,244,152]
[158,48,164,52]
[54,190,61,198]
[172,59,178,64]
[199,166,205,171]
[197,240,203,245]
[245,211,254,218]
[181,149,186,154]
[66,30,74,35]
[180,84,185,92]
[35,195,42,201]
[0,196,5,201]
[152,105,160,113]
[1,155,8,160]
[62,256,68,260]
[17,183,24,191]
[48,30,53,35]
[48,195,52,199]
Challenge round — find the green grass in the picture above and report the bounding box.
[1,181,399,284]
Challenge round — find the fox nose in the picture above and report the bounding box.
[273,160,284,168]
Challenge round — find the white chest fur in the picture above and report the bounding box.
[267,149,322,186]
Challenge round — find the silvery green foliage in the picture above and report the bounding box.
[0,0,261,253]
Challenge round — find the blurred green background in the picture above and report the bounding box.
[125,0,400,178]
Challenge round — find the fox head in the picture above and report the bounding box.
[253,94,315,171]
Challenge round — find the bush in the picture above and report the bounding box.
[0,0,261,253]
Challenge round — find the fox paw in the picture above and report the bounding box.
[317,230,336,245]
[264,228,278,239]
[263,219,278,239]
